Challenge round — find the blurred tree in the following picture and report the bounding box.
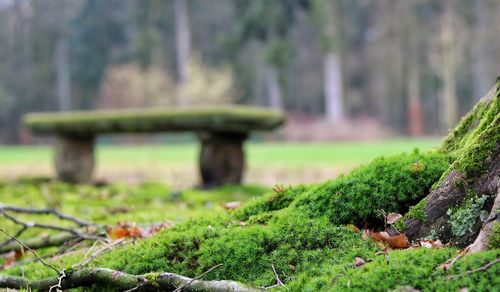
[70,0,128,109]
[309,0,345,121]
[174,0,191,106]
[403,0,423,136]
[228,0,306,109]
[440,0,458,131]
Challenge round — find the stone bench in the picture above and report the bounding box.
[24,106,285,187]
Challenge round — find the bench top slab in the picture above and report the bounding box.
[24,106,285,135]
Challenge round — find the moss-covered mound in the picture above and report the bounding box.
[89,151,452,286]
[24,105,285,135]
[5,80,498,291]
[2,147,497,290]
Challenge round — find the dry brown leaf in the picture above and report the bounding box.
[354,257,366,267]
[383,234,410,249]
[347,224,360,233]
[386,213,403,225]
[108,221,174,239]
[221,201,241,210]
[363,230,410,249]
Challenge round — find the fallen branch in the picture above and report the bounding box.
[172,263,223,292]
[0,232,79,254]
[0,227,60,274]
[448,258,500,280]
[0,267,260,291]
[1,211,103,241]
[0,204,94,227]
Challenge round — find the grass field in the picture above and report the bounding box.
[0,138,440,186]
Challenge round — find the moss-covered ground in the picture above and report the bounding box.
[2,146,498,291]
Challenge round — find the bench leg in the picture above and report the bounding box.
[199,133,247,188]
[54,135,95,184]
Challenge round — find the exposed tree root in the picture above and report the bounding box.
[469,187,500,252]
[0,267,259,291]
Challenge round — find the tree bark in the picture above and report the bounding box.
[469,187,500,253]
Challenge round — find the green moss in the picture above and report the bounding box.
[290,151,450,227]
[393,218,407,232]
[429,250,500,291]
[440,99,492,154]
[24,106,285,135]
[303,248,454,291]
[437,83,499,186]
[316,248,500,292]
[489,221,500,249]
[406,198,428,222]
[233,184,308,221]
[447,194,489,238]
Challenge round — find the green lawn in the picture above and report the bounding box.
[0,138,439,167]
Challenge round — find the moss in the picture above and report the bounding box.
[406,198,428,222]
[447,194,489,238]
[436,83,499,186]
[393,218,407,232]
[290,151,450,227]
[440,99,492,154]
[144,272,161,287]
[489,221,500,249]
[429,250,500,291]
[233,184,308,221]
[24,106,285,135]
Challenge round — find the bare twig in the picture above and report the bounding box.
[75,238,127,268]
[48,269,66,292]
[0,204,94,226]
[448,258,500,280]
[173,263,223,292]
[0,226,27,248]
[0,226,59,274]
[1,211,104,241]
[271,264,285,287]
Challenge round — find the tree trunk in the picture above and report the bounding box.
[55,37,72,111]
[323,52,344,121]
[392,80,499,247]
[404,0,423,136]
[472,0,490,99]
[440,0,458,132]
[174,0,191,106]
[264,65,283,109]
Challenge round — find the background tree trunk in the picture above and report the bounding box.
[440,0,458,132]
[404,0,423,136]
[264,64,283,109]
[55,37,72,111]
[323,51,343,121]
[174,0,191,106]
